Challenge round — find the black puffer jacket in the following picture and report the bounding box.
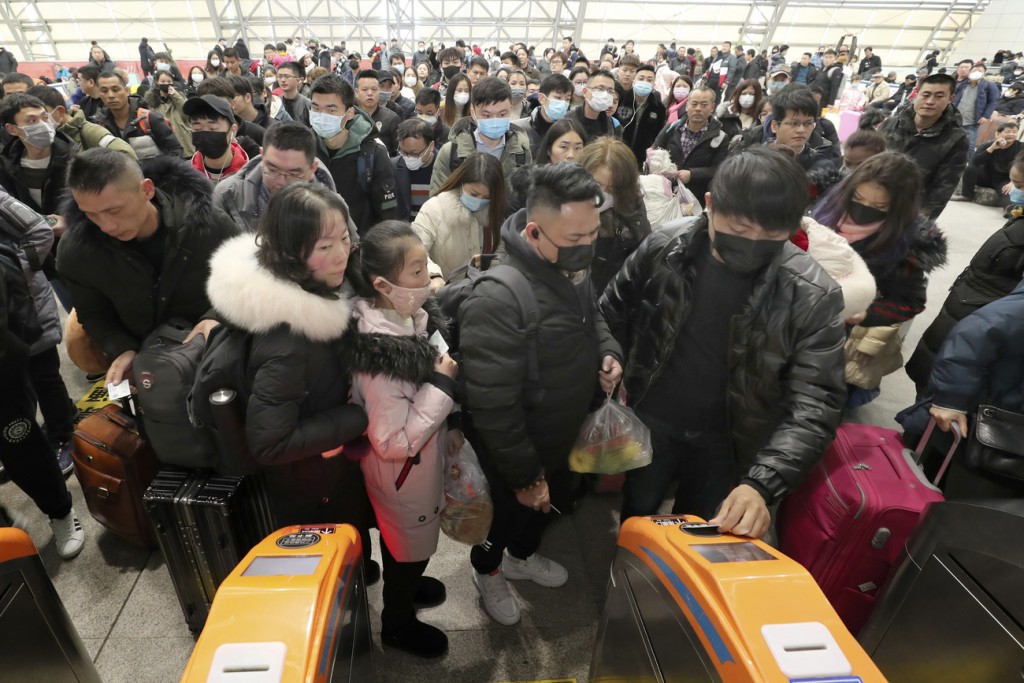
[621,93,667,168]
[599,217,847,502]
[205,234,370,522]
[907,215,1024,390]
[0,132,76,214]
[57,156,239,360]
[878,104,969,219]
[591,201,652,294]
[652,115,730,206]
[459,209,623,490]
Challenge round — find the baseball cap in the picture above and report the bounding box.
[183,94,234,122]
[769,63,791,77]
[377,69,395,84]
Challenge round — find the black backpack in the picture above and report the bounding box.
[0,239,40,346]
[435,260,543,405]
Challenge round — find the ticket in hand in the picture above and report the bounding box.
[428,330,449,356]
[107,379,131,400]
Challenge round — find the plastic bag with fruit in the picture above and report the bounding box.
[440,441,493,545]
[569,395,653,474]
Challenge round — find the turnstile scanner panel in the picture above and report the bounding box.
[591,515,887,683]
[859,499,1024,683]
[180,523,372,683]
[0,528,102,683]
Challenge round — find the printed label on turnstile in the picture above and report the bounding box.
[299,526,336,534]
[652,516,690,526]
[276,532,321,549]
[790,677,863,683]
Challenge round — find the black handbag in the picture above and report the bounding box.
[965,405,1024,482]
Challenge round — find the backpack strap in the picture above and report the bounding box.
[478,266,540,386]
[136,108,151,135]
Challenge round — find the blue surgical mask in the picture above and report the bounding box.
[156,62,171,72]
[476,117,510,139]
[544,98,569,121]
[633,81,654,97]
[1011,186,1024,205]
[309,110,343,139]
[460,191,490,212]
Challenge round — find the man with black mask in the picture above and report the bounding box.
[600,147,846,539]
[183,95,248,183]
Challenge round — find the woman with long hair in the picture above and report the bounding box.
[412,153,507,285]
[663,75,692,125]
[576,137,652,292]
[442,73,472,127]
[717,78,763,138]
[569,65,590,109]
[204,50,224,79]
[534,118,588,165]
[402,66,423,99]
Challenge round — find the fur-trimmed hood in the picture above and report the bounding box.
[62,155,216,249]
[206,233,354,342]
[340,297,449,386]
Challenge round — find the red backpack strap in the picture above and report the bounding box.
[136,108,151,135]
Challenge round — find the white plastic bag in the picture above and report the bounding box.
[440,441,493,545]
[569,397,654,474]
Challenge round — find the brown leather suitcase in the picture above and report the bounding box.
[71,403,160,548]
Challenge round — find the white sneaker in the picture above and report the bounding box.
[50,508,85,560]
[472,568,521,626]
[502,551,568,588]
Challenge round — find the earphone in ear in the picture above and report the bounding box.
[531,228,540,239]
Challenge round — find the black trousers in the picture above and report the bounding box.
[380,541,428,632]
[962,165,1011,206]
[28,346,75,446]
[0,362,72,519]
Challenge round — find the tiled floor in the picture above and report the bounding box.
[0,198,1007,682]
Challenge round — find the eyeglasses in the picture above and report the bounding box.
[588,85,612,93]
[277,74,300,81]
[262,162,307,181]
[779,119,816,130]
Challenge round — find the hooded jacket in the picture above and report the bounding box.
[599,217,847,503]
[907,215,1024,391]
[341,299,454,562]
[58,108,136,157]
[412,189,508,279]
[429,117,533,194]
[459,209,622,490]
[205,233,371,524]
[994,93,1024,117]
[315,109,398,235]
[0,132,76,215]
[512,106,555,154]
[878,104,969,219]
[652,115,730,206]
[93,96,183,159]
[212,154,343,234]
[796,217,876,321]
[56,156,239,361]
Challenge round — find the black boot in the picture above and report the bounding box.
[413,576,446,609]
[381,617,448,658]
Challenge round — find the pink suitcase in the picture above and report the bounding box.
[777,422,959,634]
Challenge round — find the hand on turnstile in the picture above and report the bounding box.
[709,484,770,538]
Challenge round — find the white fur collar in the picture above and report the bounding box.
[207,234,353,342]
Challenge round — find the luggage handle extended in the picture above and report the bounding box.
[915,418,963,487]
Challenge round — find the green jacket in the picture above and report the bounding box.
[428,118,532,194]
[144,88,194,157]
[59,109,137,159]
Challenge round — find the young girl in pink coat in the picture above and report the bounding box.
[341,220,460,659]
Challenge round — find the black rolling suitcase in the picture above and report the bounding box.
[143,468,276,632]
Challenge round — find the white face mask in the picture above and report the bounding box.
[265,77,276,87]
[573,82,586,97]
[210,59,220,68]
[453,91,470,106]
[738,94,755,108]
[192,73,205,84]
[417,114,437,125]
[404,75,417,87]
[969,71,983,82]
[587,90,613,113]
[673,87,690,101]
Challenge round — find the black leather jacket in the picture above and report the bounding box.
[600,217,847,502]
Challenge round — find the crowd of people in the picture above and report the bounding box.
[1,31,1023,663]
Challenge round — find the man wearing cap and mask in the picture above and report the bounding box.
[381,68,415,120]
[601,146,845,540]
[184,95,248,183]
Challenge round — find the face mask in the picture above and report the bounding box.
[1010,186,1024,204]
[673,87,690,101]
[192,130,231,159]
[633,81,654,97]
[158,83,171,93]
[544,97,569,121]
[768,80,787,95]
[711,228,785,274]
[536,224,594,272]
[379,279,432,317]
[510,87,526,102]
[21,121,55,149]
[599,191,615,213]
[379,90,392,102]
[404,75,418,87]
[588,90,613,112]
[309,110,344,138]
[738,94,755,108]
[573,82,586,97]
[211,59,220,68]
[453,91,470,107]
[402,153,426,171]
[417,114,437,125]
[969,72,983,82]
[847,200,888,225]
[156,63,171,72]
[476,116,510,139]
[460,191,490,212]
[443,65,461,81]
[265,77,277,87]
[348,60,360,70]
[192,74,205,84]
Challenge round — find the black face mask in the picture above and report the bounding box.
[192,131,231,159]
[536,225,594,272]
[348,59,359,70]
[847,200,888,225]
[158,83,170,93]
[712,229,785,274]
[442,65,462,81]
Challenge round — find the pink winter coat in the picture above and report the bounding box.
[348,298,454,563]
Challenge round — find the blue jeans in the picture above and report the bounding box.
[963,123,979,158]
[621,424,736,522]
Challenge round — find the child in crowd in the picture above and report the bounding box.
[342,221,459,658]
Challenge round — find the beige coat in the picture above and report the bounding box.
[845,322,906,389]
[412,189,507,279]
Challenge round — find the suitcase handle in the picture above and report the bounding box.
[915,418,963,486]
